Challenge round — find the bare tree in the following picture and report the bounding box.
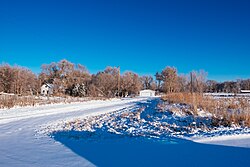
[0,64,15,93]
[196,70,207,93]
[140,75,154,90]
[155,72,163,91]
[189,70,207,93]
[150,81,157,91]
[121,71,142,97]
[13,66,38,95]
[178,74,189,92]
[240,79,250,90]
[39,59,91,96]
[90,67,119,97]
[161,66,178,93]
[205,80,218,93]
[0,64,38,95]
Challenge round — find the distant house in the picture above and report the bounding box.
[139,89,156,97]
[240,90,250,93]
[41,83,53,96]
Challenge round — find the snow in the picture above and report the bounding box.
[193,134,250,148]
[1,97,250,167]
[0,98,140,124]
[0,98,146,167]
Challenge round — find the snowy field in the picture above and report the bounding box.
[0,97,250,167]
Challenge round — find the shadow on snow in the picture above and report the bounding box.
[52,98,250,167]
[52,130,250,167]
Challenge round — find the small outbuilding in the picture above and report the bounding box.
[139,89,155,97]
[41,83,53,96]
[241,90,250,93]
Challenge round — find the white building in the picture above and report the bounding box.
[41,83,53,96]
[139,89,155,97]
[241,90,250,93]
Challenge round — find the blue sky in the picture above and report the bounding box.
[0,0,250,81]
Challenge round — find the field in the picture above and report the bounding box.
[0,97,250,166]
[162,93,250,127]
[0,93,106,109]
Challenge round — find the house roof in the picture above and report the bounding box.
[140,89,155,92]
[241,90,250,93]
[42,83,54,88]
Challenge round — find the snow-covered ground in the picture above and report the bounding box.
[0,98,146,167]
[42,98,250,146]
[193,134,250,148]
[0,98,139,124]
[1,97,250,167]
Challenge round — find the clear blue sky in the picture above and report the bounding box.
[0,0,250,81]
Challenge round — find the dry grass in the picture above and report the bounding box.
[162,93,250,127]
[0,95,36,109]
[0,94,109,109]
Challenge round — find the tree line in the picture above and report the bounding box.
[0,59,249,97]
[205,79,250,93]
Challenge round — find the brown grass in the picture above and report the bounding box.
[0,94,109,109]
[162,93,250,127]
[0,95,36,109]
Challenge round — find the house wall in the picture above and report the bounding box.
[41,85,53,96]
[139,90,155,97]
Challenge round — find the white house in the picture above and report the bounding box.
[139,89,155,97]
[41,83,53,96]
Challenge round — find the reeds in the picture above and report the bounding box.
[0,94,108,109]
[162,93,250,127]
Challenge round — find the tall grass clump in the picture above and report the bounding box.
[162,93,250,127]
[0,94,110,109]
[0,95,37,109]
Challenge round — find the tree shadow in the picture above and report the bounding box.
[52,130,250,167]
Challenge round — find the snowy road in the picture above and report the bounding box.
[0,98,144,167]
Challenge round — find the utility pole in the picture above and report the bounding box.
[118,66,121,97]
[190,72,193,94]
